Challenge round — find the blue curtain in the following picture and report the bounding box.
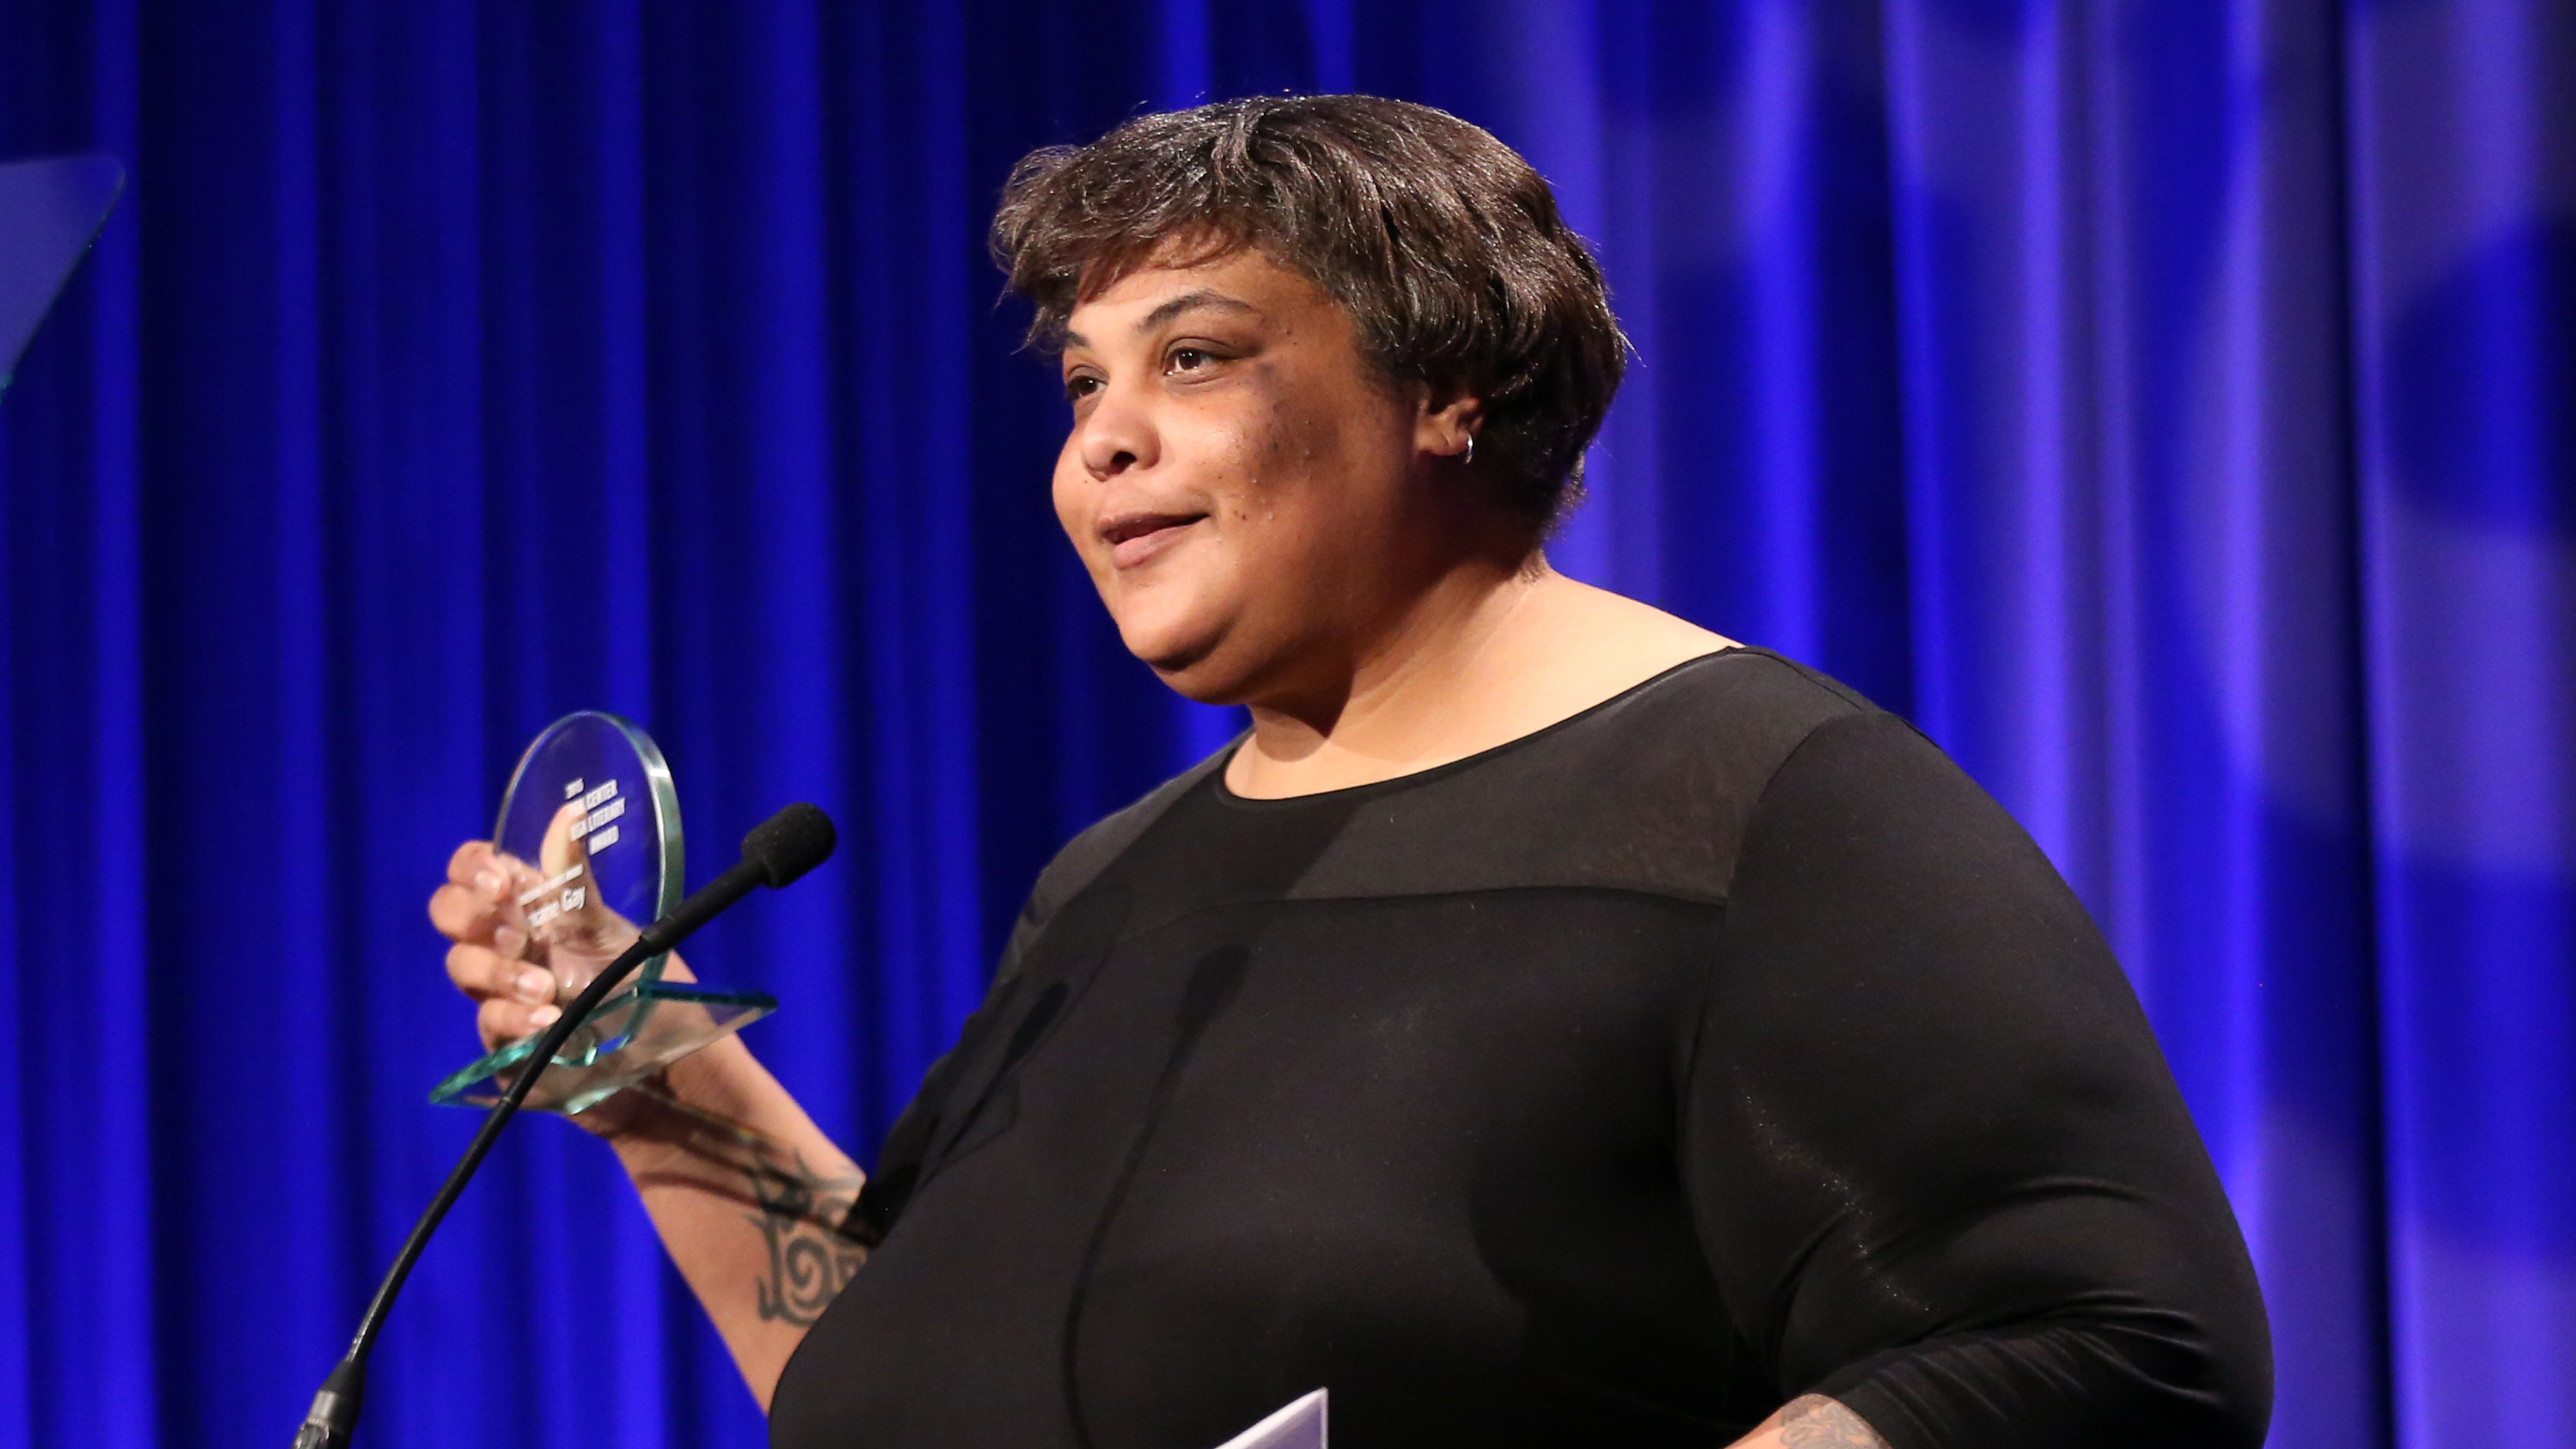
[1,3,2567,1446]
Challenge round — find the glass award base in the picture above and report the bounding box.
[429,980,778,1117]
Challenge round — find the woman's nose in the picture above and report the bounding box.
[1078,380,1157,479]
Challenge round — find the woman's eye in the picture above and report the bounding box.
[1064,374,1103,403]
[1167,347,1213,374]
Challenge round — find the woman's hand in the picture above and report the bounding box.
[429,836,564,1052]
[429,797,700,1041]
[426,819,695,1137]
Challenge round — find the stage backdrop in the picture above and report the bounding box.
[1,2,2567,1446]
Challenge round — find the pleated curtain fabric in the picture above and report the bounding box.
[0,3,2566,1447]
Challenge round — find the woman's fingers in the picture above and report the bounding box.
[428,881,501,944]
[447,941,558,1007]
[433,840,527,941]
[446,839,505,889]
[433,841,556,948]
[444,839,567,1051]
[447,838,547,904]
[476,994,562,1053]
[538,802,586,880]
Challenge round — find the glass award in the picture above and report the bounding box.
[430,712,776,1115]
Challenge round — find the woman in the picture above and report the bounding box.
[432,96,2269,1448]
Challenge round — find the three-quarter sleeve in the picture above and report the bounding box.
[1681,710,2272,1448]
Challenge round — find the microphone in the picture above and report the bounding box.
[293,803,836,1448]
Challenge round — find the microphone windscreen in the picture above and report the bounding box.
[741,802,836,888]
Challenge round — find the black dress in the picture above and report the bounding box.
[769,649,2271,1449]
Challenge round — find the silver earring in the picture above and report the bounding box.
[1462,434,1476,466]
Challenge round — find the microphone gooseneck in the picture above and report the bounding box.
[293,803,835,1448]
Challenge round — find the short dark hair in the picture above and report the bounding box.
[990,94,1628,533]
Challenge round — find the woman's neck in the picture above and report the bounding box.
[1224,559,1736,800]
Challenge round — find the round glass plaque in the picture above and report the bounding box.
[430,712,776,1115]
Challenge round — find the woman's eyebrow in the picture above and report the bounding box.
[1136,289,1260,332]
[1060,290,1260,354]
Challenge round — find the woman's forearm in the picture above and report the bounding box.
[603,1035,866,1409]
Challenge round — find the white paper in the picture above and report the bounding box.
[1212,1389,1326,1449]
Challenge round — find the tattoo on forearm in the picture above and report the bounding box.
[614,1081,870,1326]
[1778,1395,1888,1448]
[746,1153,868,1325]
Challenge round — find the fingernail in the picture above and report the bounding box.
[528,1004,562,1028]
[474,868,505,898]
[515,970,553,1004]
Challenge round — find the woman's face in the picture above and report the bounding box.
[1054,247,1457,706]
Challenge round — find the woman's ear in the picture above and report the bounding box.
[1416,393,1485,461]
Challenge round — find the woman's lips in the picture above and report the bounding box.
[1103,513,1205,569]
